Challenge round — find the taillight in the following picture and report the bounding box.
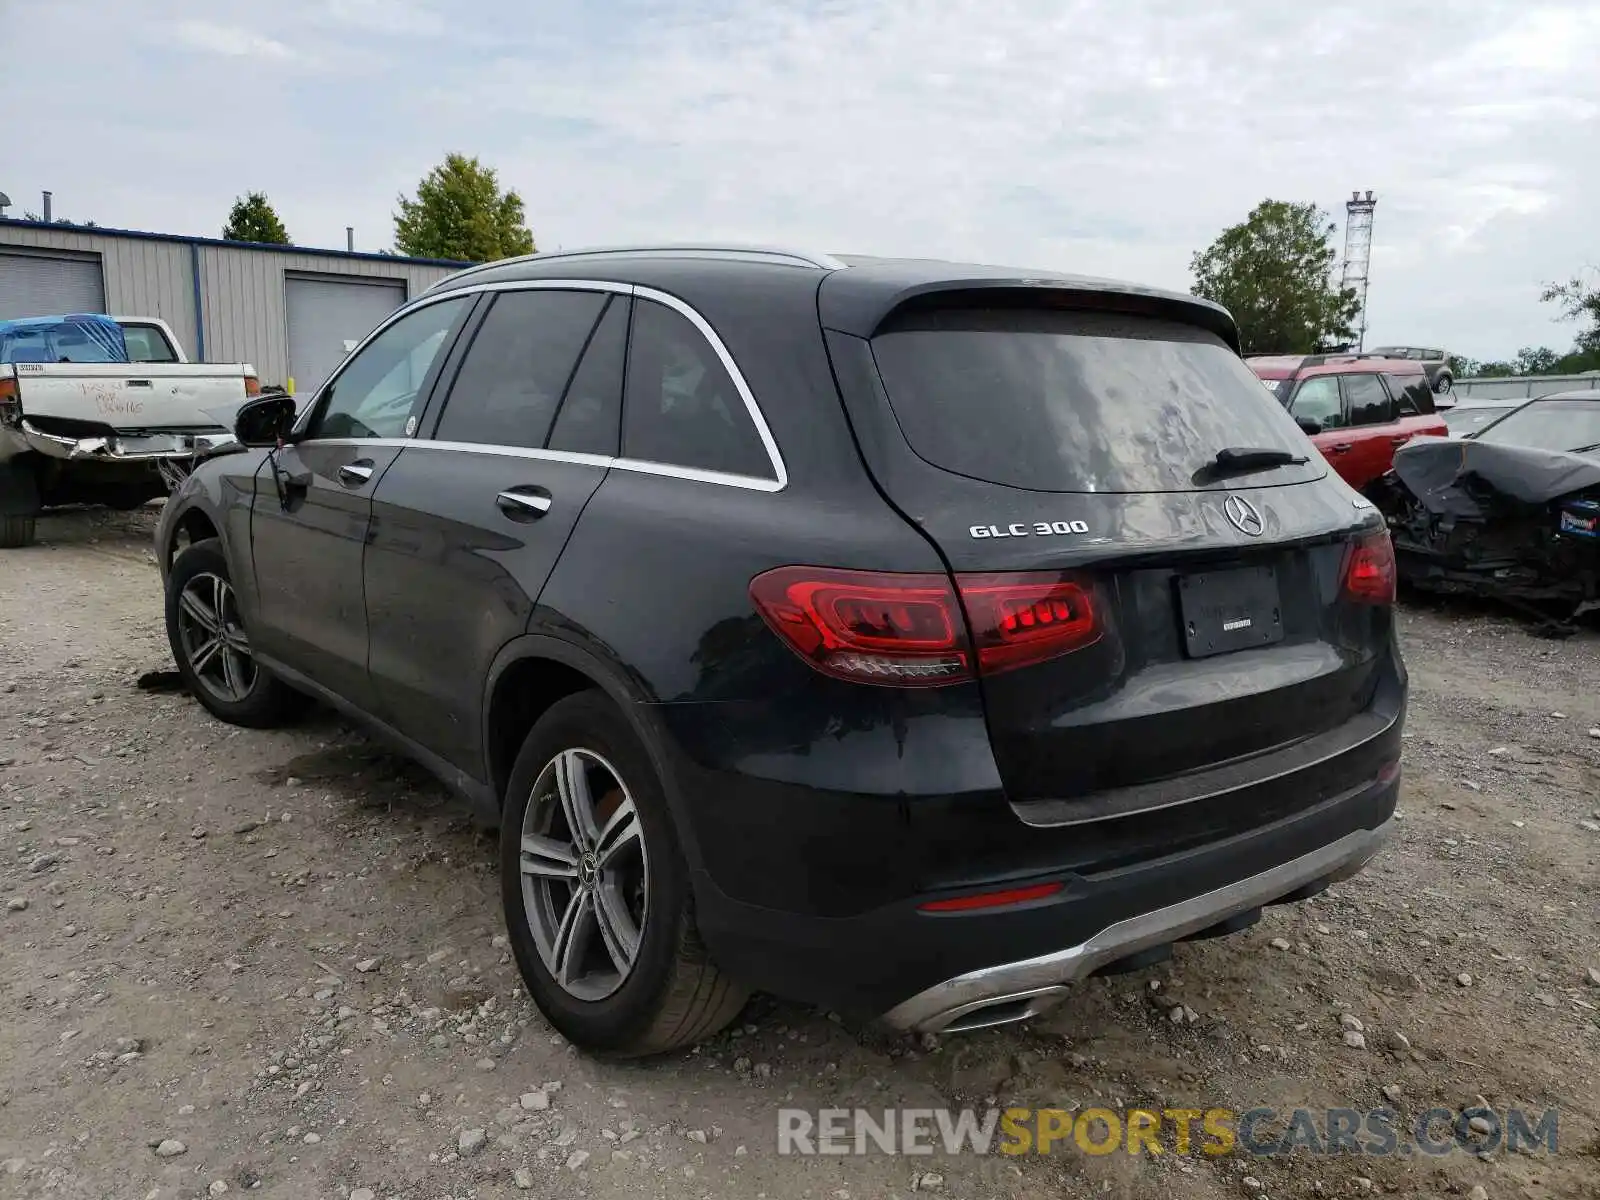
[0,377,17,422]
[958,574,1100,673]
[244,374,262,397]
[748,567,969,686]
[1342,529,1396,604]
[748,567,1101,687]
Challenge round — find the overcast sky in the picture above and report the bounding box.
[7,0,1598,358]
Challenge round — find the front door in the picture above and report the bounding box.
[364,287,628,774]
[248,294,474,708]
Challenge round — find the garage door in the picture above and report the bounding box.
[0,251,106,320]
[285,276,407,394]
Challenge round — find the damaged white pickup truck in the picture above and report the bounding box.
[0,313,263,548]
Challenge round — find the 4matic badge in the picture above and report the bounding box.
[969,520,1089,540]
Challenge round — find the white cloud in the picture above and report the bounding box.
[7,0,1600,357]
[170,19,292,60]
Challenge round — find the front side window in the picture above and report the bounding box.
[433,290,607,450]
[1289,376,1345,430]
[306,297,468,440]
[622,298,774,480]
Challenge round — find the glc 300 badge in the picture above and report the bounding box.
[970,520,1089,539]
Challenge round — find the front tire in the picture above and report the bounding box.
[1434,373,1453,395]
[0,515,36,548]
[165,538,300,727]
[500,691,748,1056]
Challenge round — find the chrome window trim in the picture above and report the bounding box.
[629,284,787,489]
[305,436,785,493]
[292,277,788,491]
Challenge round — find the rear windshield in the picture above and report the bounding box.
[870,309,1322,493]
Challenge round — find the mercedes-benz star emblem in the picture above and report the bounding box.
[1224,494,1265,537]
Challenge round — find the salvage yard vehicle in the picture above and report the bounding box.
[1440,398,1521,438]
[1366,345,1454,395]
[1382,390,1600,623]
[155,245,1404,1056]
[0,313,261,548]
[1248,355,1447,494]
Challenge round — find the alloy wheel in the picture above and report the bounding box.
[176,572,258,703]
[517,748,650,1002]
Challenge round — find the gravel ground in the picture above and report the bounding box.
[1,507,1597,1200]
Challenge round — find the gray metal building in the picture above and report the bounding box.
[0,220,465,392]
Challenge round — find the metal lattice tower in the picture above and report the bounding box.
[1341,190,1377,351]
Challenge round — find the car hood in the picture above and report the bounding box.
[1392,436,1600,518]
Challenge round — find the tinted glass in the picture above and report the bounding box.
[1341,373,1392,426]
[1442,406,1512,435]
[121,324,178,363]
[309,298,468,440]
[1289,377,1344,429]
[870,309,1318,493]
[549,296,628,456]
[1474,399,1600,452]
[435,290,605,450]
[622,298,773,479]
[1385,374,1432,416]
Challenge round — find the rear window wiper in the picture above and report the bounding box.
[1193,445,1309,484]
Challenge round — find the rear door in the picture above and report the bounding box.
[361,285,627,773]
[825,303,1385,822]
[1335,372,1399,490]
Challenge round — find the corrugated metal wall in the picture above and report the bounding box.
[0,224,196,351]
[197,246,453,384]
[0,223,460,385]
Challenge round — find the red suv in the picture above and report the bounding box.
[1247,356,1445,493]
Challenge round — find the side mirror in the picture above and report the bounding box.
[1295,416,1323,436]
[234,393,298,448]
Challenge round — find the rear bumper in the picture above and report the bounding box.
[884,818,1390,1032]
[691,766,1399,1021]
[18,419,235,463]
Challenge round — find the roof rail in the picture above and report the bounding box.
[429,243,848,291]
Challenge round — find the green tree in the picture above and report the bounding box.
[222,192,290,244]
[23,211,95,227]
[393,154,535,263]
[1190,200,1360,356]
[1514,346,1561,375]
[1541,269,1600,355]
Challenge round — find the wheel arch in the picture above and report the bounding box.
[481,634,705,871]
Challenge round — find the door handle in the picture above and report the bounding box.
[497,488,553,521]
[1329,443,1353,453]
[337,460,375,487]
[1390,435,1410,446]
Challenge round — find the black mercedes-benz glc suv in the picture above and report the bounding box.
[156,245,1403,1055]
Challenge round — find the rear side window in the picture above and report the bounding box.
[870,309,1320,493]
[549,296,628,457]
[1385,373,1433,416]
[1341,373,1393,426]
[435,289,606,450]
[622,298,774,480]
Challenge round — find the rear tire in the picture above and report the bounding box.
[1434,373,1452,395]
[500,691,749,1056]
[0,515,36,548]
[165,538,302,728]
